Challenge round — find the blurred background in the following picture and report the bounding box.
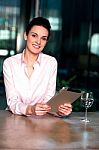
[0,0,99,111]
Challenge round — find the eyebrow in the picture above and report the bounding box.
[30,32,48,38]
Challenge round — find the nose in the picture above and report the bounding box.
[36,37,41,44]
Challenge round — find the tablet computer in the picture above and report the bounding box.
[48,88,81,115]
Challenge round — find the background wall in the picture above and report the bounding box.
[0,0,99,111]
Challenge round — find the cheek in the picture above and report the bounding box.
[42,41,47,47]
[26,35,33,41]
[26,38,33,46]
[27,37,33,42]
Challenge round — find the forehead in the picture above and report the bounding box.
[30,25,49,36]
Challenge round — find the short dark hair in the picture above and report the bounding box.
[25,17,51,39]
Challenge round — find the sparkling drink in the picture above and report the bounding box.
[81,98,94,109]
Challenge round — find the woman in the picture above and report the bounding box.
[3,17,72,116]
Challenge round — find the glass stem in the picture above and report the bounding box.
[85,108,88,121]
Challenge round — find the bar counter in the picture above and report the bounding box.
[0,110,99,150]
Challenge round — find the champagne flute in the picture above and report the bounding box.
[81,91,94,122]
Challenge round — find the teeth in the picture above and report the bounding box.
[34,45,39,48]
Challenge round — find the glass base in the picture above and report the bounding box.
[81,118,89,122]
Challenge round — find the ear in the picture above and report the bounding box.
[24,32,27,40]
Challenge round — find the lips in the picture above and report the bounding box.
[32,44,40,49]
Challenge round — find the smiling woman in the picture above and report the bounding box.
[3,17,72,117]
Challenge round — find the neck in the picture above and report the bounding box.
[24,49,39,66]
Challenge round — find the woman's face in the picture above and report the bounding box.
[24,25,49,55]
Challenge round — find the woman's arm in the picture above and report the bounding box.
[3,59,27,115]
[43,58,58,102]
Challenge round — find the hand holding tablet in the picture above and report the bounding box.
[48,88,81,117]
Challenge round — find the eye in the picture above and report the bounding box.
[41,37,48,41]
[31,34,37,37]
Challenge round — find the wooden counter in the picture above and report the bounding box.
[0,110,99,150]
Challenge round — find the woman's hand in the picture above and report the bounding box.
[34,103,51,115]
[26,103,51,116]
[57,103,72,117]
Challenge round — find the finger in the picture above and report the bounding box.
[58,106,72,116]
[36,104,50,111]
[36,110,49,116]
[59,106,72,113]
[39,104,51,109]
[64,103,72,108]
[58,109,71,116]
[59,104,72,111]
